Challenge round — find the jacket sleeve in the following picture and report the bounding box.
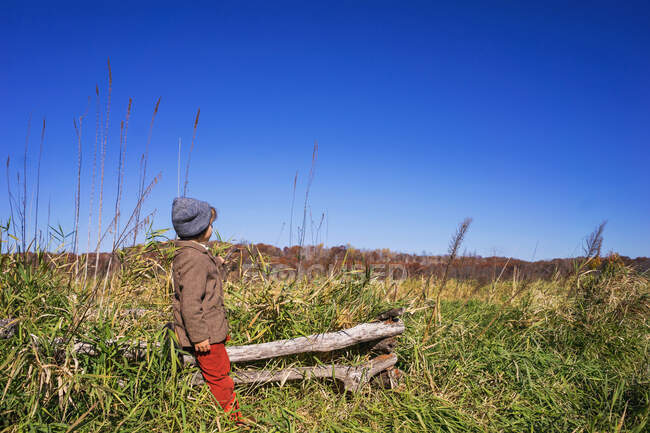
[178,256,209,344]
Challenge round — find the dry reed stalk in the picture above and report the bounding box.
[423,217,472,339]
[84,86,100,283]
[453,251,468,298]
[113,119,124,252]
[182,108,200,197]
[133,97,160,246]
[72,97,89,279]
[95,59,112,283]
[46,198,50,248]
[511,265,518,299]
[300,142,318,247]
[100,171,161,307]
[437,218,472,314]
[113,99,131,251]
[570,220,607,297]
[309,206,314,245]
[72,116,83,258]
[113,172,162,249]
[584,221,606,259]
[325,209,329,247]
[298,141,318,269]
[15,172,24,251]
[289,170,298,246]
[489,257,511,303]
[315,212,325,245]
[34,118,45,250]
[103,98,132,298]
[177,137,181,198]
[5,156,17,241]
[22,114,31,253]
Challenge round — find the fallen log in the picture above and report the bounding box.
[2,317,403,364]
[3,315,404,393]
[217,320,404,363]
[192,353,398,392]
[72,319,405,366]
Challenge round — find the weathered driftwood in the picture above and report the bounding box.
[181,320,405,366]
[3,314,405,392]
[192,353,398,392]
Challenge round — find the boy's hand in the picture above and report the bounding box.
[194,339,211,353]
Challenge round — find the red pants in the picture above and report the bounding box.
[194,340,241,421]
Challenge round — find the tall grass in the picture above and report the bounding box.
[1,229,647,432]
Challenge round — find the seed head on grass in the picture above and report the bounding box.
[571,220,608,298]
[423,217,472,338]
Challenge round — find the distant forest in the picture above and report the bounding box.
[9,242,649,284]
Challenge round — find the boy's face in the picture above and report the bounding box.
[204,224,213,241]
[197,210,216,242]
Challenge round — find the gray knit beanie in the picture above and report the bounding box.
[171,197,213,239]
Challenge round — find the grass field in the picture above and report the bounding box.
[0,239,648,433]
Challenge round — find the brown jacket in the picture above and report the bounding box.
[172,240,228,347]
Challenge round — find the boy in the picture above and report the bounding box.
[171,196,242,422]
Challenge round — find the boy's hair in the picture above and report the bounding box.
[179,207,217,241]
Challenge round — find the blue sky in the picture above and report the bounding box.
[1,1,648,259]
